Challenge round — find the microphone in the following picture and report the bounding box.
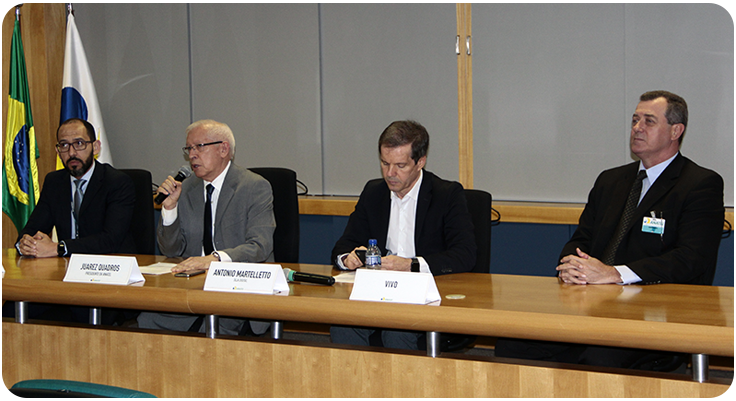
[154,165,192,204]
[283,268,335,286]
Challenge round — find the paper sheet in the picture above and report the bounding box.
[139,262,176,275]
[334,271,356,283]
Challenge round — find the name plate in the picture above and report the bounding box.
[64,254,145,285]
[204,262,289,294]
[349,269,441,305]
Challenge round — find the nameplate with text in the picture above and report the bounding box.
[349,269,441,305]
[204,262,289,294]
[64,254,145,285]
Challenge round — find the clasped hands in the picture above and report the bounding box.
[556,248,622,285]
[342,246,412,271]
[17,232,57,258]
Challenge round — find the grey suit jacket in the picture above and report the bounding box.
[158,163,275,263]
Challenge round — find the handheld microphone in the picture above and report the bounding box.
[283,268,335,286]
[154,165,192,204]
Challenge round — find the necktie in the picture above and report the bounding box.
[601,170,647,265]
[203,184,215,255]
[73,179,86,238]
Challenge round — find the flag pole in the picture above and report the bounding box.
[15,5,20,20]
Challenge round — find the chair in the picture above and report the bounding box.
[249,167,300,263]
[120,169,156,255]
[10,379,156,398]
[465,189,492,273]
[419,188,493,352]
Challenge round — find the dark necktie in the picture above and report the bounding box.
[73,179,86,238]
[203,184,215,255]
[601,170,647,265]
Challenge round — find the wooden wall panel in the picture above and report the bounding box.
[2,4,65,249]
[3,322,730,398]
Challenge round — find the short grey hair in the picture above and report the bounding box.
[186,119,236,159]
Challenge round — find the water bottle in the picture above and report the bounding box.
[365,239,381,269]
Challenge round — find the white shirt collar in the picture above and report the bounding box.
[639,152,678,185]
[70,160,96,185]
[390,169,423,203]
[205,161,231,191]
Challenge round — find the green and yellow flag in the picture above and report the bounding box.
[2,18,40,232]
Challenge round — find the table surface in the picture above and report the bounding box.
[2,250,733,356]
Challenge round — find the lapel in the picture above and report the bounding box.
[185,177,205,240]
[600,163,639,233]
[414,170,432,243]
[56,170,74,238]
[214,166,237,228]
[78,161,102,216]
[636,153,684,215]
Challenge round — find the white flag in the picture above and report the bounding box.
[60,13,112,165]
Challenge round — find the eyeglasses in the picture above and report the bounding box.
[56,140,94,153]
[182,141,223,156]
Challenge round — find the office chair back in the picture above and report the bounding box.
[249,167,300,263]
[464,189,492,273]
[120,169,156,254]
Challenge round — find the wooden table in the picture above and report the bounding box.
[3,250,733,396]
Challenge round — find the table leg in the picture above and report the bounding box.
[205,315,219,339]
[271,321,283,340]
[691,353,709,382]
[15,301,28,323]
[89,307,102,325]
[426,331,441,357]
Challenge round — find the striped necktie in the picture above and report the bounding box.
[601,170,647,265]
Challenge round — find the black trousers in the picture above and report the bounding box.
[494,338,686,371]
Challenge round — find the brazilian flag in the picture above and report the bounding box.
[2,19,40,232]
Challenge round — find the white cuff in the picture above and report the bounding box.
[614,265,642,285]
[417,256,430,274]
[161,204,178,226]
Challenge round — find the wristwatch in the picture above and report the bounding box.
[212,251,221,261]
[57,240,67,257]
[411,257,420,272]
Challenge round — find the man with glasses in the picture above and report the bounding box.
[137,119,275,335]
[7,118,136,325]
[15,118,135,257]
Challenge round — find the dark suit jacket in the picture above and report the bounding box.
[18,161,136,255]
[561,154,724,285]
[332,170,476,276]
[157,163,276,263]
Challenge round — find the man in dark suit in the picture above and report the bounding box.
[137,119,275,335]
[330,120,477,350]
[9,118,135,324]
[496,90,724,369]
[16,118,135,257]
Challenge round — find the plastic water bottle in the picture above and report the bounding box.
[365,239,381,269]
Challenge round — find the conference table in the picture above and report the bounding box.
[2,250,733,397]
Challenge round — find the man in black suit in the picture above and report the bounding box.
[16,118,135,257]
[9,118,135,324]
[330,120,477,350]
[496,91,724,369]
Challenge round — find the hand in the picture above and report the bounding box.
[171,254,218,273]
[556,248,622,285]
[342,246,367,270]
[158,175,183,210]
[17,232,57,258]
[380,255,411,271]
